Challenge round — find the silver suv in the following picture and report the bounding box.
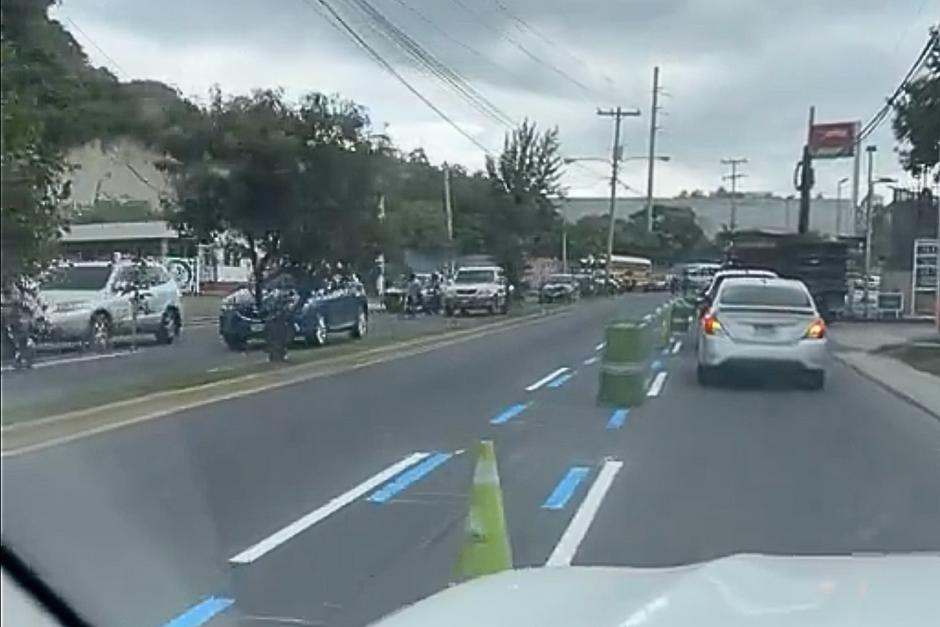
[39,260,184,349]
[444,266,511,316]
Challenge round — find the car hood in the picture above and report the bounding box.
[542,282,574,290]
[371,554,940,627]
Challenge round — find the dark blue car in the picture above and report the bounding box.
[218,272,368,350]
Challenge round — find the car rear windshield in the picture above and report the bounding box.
[719,283,812,308]
[41,266,111,290]
[455,270,495,283]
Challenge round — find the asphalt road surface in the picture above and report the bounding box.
[2,293,939,626]
[0,311,500,417]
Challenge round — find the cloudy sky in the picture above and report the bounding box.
[54,0,938,198]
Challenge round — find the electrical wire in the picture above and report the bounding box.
[485,0,622,99]
[302,0,495,154]
[856,29,937,145]
[63,16,131,79]
[339,0,515,126]
[445,0,597,101]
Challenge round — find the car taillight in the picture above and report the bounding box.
[702,312,722,335]
[804,318,826,339]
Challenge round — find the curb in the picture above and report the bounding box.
[1,307,571,455]
[831,351,940,420]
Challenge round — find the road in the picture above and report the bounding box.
[0,311,501,418]
[2,293,939,626]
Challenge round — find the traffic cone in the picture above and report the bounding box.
[455,440,513,581]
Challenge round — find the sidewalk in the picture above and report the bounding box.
[830,322,940,418]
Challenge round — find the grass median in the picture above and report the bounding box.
[876,338,940,378]
[1,302,567,427]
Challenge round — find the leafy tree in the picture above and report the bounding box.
[893,27,939,182]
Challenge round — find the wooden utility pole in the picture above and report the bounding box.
[597,106,641,283]
[721,158,748,231]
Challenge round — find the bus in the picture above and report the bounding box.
[608,254,653,291]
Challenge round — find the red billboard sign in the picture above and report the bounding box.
[809,122,858,159]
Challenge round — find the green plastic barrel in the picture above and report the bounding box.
[598,322,651,406]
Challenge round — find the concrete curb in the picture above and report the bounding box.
[832,351,940,420]
[1,307,571,456]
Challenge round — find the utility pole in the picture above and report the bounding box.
[863,145,876,319]
[797,106,816,234]
[851,120,861,235]
[598,106,641,286]
[443,163,454,276]
[376,193,386,296]
[721,158,748,231]
[644,66,661,233]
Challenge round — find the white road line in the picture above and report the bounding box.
[229,452,429,564]
[595,342,606,351]
[0,351,128,372]
[647,371,668,397]
[671,340,682,355]
[545,460,623,567]
[583,356,599,366]
[525,367,570,392]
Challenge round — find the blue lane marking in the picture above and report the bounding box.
[607,408,629,430]
[651,359,664,371]
[161,597,234,627]
[490,402,531,425]
[367,452,453,503]
[546,373,574,388]
[542,466,591,509]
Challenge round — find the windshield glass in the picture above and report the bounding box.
[40,266,111,290]
[719,283,812,308]
[455,270,496,284]
[545,274,574,283]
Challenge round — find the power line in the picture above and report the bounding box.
[302,0,494,154]
[485,0,622,99]
[445,0,597,101]
[340,0,515,126]
[857,29,937,145]
[62,17,131,79]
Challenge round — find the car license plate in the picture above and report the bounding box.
[250,322,265,334]
[753,324,776,336]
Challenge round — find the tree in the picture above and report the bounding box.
[893,27,940,183]
[0,40,70,289]
[483,120,566,280]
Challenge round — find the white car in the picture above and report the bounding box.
[39,260,184,349]
[444,266,511,316]
[697,277,828,389]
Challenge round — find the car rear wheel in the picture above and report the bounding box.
[306,313,328,346]
[88,313,112,352]
[696,364,719,386]
[155,309,181,345]
[350,307,368,339]
[223,334,247,351]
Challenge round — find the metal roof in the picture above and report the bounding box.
[61,221,181,243]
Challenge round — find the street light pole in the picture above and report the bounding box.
[836,177,849,236]
[645,66,661,233]
[864,146,875,318]
[597,106,641,287]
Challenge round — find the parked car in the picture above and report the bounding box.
[696,277,828,389]
[38,260,184,349]
[539,274,579,303]
[219,270,368,350]
[443,266,510,316]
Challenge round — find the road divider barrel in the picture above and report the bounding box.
[456,440,513,581]
[670,298,694,334]
[597,321,652,406]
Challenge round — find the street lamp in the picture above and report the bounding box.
[836,177,849,236]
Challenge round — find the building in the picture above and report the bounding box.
[560,196,855,238]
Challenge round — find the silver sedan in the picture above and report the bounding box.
[696,277,829,389]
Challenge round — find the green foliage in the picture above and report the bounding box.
[72,199,155,224]
[893,28,940,182]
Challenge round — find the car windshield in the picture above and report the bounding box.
[719,283,813,308]
[455,270,495,283]
[546,274,574,283]
[40,266,111,290]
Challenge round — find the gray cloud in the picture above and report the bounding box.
[57,0,938,195]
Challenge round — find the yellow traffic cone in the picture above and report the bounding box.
[455,439,513,580]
